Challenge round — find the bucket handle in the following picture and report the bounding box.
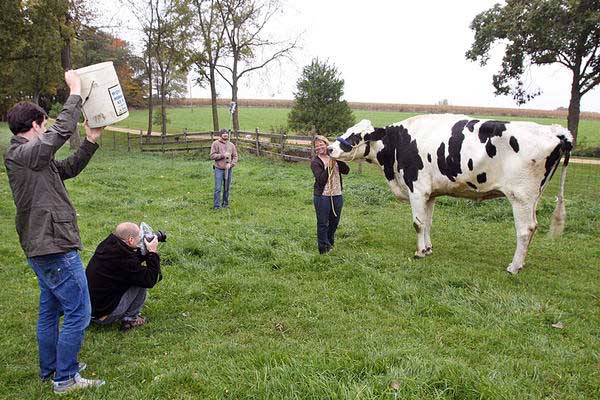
[81,81,95,106]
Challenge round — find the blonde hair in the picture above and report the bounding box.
[313,135,330,145]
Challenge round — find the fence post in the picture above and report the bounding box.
[210,130,214,141]
[280,133,285,160]
[161,134,165,154]
[113,131,116,150]
[127,132,131,152]
[255,127,260,156]
[139,130,143,151]
[184,128,188,152]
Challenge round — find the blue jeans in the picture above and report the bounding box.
[214,167,233,208]
[27,250,91,383]
[313,195,343,253]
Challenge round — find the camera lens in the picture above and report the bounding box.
[155,230,167,242]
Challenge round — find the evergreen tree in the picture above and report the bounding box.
[288,58,355,135]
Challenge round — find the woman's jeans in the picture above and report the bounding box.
[313,195,343,253]
[27,250,91,383]
[214,167,233,208]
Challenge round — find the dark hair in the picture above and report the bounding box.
[7,102,48,134]
[219,129,229,135]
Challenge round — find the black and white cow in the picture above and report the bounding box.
[327,115,572,274]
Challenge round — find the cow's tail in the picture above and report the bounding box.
[549,128,573,236]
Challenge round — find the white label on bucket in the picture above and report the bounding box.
[108,84,128,116]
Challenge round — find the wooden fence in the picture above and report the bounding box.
[136,129,317,161]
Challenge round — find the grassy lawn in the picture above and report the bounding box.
[1,120,599,399]
[116,106,600,148]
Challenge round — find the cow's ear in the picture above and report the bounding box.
[365,127,386,142]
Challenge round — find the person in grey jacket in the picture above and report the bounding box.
[3,70,105,394]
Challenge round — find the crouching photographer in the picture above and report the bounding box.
[86,222,166,331]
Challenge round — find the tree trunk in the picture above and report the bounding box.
[567,73,581,147]
[160,80,167,135]
[61,35,81,149]
[147,55,153,135]
[209,66,219,132]
[231,79,239,132]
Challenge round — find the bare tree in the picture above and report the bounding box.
[124,0,157,135]
[216,0,296,132]
[152,0,192,135]
[191,0,228,132]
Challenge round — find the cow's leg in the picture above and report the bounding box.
[507,195,539,274]
[410,195,429,259]
[424,198,436,255]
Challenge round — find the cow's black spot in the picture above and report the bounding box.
[468,158,473,171]
[509,136,520,153]
[541,144,562,187]
[364,127,386,142]
[467,182,477,190]
[427,153,432,163]
[477,172,487,184]
[376,125,424,192]
[485,141,496,158]
[436,120,467,182]
[478,120,509,158]
[466,120,480,132]
[339,132,362,152]
[364,141,371,157]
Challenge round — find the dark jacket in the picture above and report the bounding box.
[86,233,162,318]
[3,96,99,257]
[310,157,350,196]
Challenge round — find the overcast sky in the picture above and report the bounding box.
[100,0,600,112]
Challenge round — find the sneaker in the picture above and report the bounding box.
[53,374,105,394]
[41,362,87,382]
[120,315,147,331]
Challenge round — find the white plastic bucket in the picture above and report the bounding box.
[75,61,129,128]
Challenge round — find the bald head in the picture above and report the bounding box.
[114,222,140,243]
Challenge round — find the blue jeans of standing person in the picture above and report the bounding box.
[214,167,233,209]
[27,250,91,383]
[313,195,344,254]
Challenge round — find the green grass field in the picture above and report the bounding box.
[1,116,599,399]
[115,106,600,148]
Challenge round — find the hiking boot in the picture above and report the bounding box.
[53,374,105,394]
[41,362,87,382]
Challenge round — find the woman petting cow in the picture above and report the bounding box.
[311,135,350,254]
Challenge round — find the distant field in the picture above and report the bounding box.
[115,107,600,147]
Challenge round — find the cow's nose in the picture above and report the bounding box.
[327,147,333,155]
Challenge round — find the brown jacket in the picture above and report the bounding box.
[210,138,238,169]
[4,95,99,257]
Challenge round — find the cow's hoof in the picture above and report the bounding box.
[506,264,522,275]
[413,253,425,260]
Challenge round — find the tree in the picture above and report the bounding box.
[151,0,192,135]
[191,0,228,131]
[466,0,600,145]
[216,0,297,132]
[288,59,355,135]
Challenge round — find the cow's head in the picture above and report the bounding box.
[327,119,385,161]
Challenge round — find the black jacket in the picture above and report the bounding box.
[86,233,162,318]
[4,95,99,257]
[310,157,350,196]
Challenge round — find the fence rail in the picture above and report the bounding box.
[99,127,598,200]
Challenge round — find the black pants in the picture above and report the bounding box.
[313,195,343,253]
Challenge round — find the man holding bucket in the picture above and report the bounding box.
[4,70,105,394]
